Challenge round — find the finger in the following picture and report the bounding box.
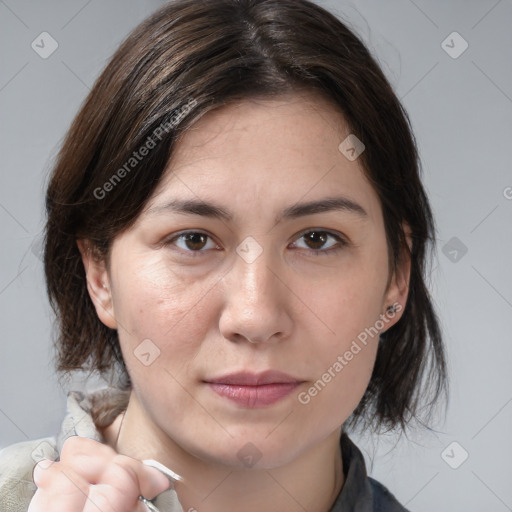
[60,436,118,480]
[60,437,168,498]
[101,454,170,499]
[32,458,57,487]
[84,484,149,512]
[29,462,89,512]
[33,459,88,495]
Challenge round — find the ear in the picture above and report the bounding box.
[76,239,117,330]
[381,223,412,330]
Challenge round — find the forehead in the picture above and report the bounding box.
[146,93,382,225]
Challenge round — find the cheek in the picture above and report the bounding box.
[112,256,220,372]
[298,347,377,433]
[306,256,388,345]
[292,254,387,422]
[296,280,382,426]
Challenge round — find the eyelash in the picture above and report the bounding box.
[163,229,347,257]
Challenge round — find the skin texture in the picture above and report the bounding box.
[71,92,411,512]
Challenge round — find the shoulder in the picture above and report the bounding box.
[368,477,411,512]
[0,437,56,512]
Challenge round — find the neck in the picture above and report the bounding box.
[105,391,344,512]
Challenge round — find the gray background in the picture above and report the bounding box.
[1,0,511,510]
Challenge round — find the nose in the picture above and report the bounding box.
[218,249,293,345]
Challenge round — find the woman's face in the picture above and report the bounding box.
[85,93,409,469]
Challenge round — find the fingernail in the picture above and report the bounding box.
[145,466,171,491]
[142,459,184,483]
[38,458,54,470]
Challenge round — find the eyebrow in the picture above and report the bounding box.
[278,197,367,222]
[146,196,368,222]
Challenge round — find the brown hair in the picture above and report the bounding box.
[44,0,447,434]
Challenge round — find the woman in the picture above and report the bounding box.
[0,0,447,510]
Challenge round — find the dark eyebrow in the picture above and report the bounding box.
[146,196,368,222]
[277,196,368,222]
[146,199,232,221]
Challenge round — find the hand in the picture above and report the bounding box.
[29,436,170,512]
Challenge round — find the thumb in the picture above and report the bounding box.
[139,465,172,500]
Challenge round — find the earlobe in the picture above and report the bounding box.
[76,239,117,330]
[382,224,412,326]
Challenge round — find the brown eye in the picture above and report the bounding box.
[291,230,346,254]
[166,231,218,253]
[183,232,208,250]
[303,231,329,250]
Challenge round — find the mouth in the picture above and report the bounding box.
[203,370,304,408]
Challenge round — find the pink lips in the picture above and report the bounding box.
[204,370,302,408]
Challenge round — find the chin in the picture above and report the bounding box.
[189,432,308,470]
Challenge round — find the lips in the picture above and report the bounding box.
[204,371,303,408]
[205,370,301,386]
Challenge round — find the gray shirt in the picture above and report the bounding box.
[0,390,409,511]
